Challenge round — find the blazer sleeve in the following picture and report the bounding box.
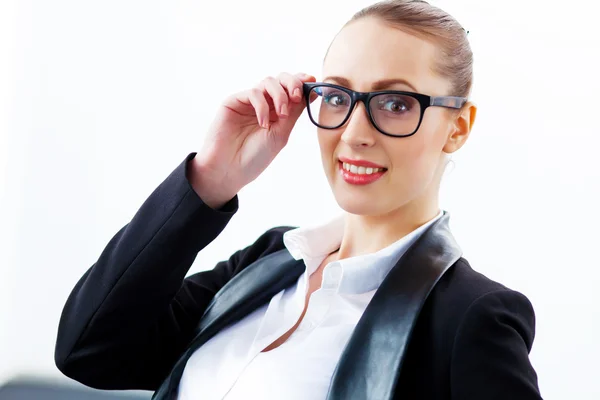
[450,289,543,400]
[54,152,291,391]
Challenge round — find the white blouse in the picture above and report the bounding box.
[177,210,443,400]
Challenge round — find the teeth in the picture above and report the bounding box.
[342,162,384,175]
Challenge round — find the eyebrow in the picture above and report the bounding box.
[322,76,418,92]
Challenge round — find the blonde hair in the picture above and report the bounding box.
[348,0,473,98]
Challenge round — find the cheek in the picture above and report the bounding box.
[387,135,428,170]
[387,124,443,181]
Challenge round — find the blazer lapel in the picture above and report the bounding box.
[152,249,304,400]
[326,211,462,400]
[154,211,461,400]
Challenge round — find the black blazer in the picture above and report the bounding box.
[54,153,543,400]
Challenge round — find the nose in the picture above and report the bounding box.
[340,102,377,148]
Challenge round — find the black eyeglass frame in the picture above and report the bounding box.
[303,82,467,138]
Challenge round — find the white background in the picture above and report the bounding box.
[1,0,599,398]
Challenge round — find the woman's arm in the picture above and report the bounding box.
[54,153,289,391]
[450,289,543,399]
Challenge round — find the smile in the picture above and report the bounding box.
[341,162,384,175]
[338,161,387,185]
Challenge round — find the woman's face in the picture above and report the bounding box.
[318,17,473,217]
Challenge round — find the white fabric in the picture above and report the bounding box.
[177,210,443,400]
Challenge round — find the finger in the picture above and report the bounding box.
[277,72,304,103]
[245,88,270,129]
[273,78,317,130]
[294,73,317,105]
[295,72,317,83]
[261,77,290,119]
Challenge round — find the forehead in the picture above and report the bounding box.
[323,18,445,94]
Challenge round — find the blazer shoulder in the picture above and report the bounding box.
[429,257,536,329]
[448,259,536,342]
[439,257,512,303]
[419,258,538,379]
[446,262,541,398]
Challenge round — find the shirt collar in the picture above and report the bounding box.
[283,210,444,294]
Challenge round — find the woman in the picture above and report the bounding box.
[55,1,542,399]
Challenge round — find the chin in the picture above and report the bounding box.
[333,192,388,216]
[326,171,388,216]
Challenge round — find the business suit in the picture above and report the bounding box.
[55,153,542,399]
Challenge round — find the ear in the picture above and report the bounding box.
[442,101,477,154]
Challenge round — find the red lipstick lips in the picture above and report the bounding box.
[338,157,387,186]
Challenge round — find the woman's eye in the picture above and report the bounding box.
[382,99,409,113]
[324,93,348,107]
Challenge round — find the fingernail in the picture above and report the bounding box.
[280,103,288,116]
[293,88,301,98]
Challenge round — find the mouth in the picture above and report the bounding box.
[338,156,386,170]
[337,160,387,185]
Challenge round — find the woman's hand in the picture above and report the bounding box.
[189,72,316,209]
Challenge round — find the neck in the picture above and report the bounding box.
[333,159,447,261]
[336,198,440,261]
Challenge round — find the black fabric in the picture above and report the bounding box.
[153,250,307,399]
[0,379,149,400]
[325,210,462,400]
[150,208,461,400]
[55,153,542,399]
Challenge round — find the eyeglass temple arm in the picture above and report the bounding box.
[430,96,467,109]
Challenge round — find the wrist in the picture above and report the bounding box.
[187,156,237,210]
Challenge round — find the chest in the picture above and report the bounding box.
[260,256,329,352]
[177,254,375,400]
[174,249,462,400]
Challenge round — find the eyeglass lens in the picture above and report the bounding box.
[307,85,422,136]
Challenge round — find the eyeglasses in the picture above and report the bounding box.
[303,82,467,138]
